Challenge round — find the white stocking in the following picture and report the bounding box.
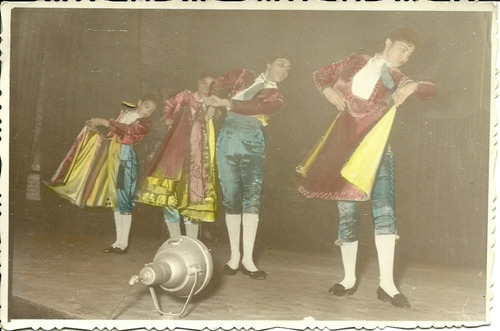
[184,218,199,239]
[166,222,182,239]
[241,213,259,272]
[225,214,242,269]
[339,241,358,290]
[118,213,132,249]
[375,234,399,296]
[112,211,122,248]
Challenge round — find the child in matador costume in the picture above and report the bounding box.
[205,55,292,280]
[135,75,218,240]
[298,28,436,308]
[47,94,159,254]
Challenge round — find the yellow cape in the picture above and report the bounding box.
[296,113,340,177]
[341,106,397,195]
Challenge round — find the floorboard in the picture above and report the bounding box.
[6,230,488,327]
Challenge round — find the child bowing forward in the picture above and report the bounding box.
[47,93,159,254]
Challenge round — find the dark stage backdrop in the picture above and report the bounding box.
[9,8,491,268]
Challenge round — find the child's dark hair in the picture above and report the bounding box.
[140,93,161,107]
[252,52,292,70]
[388,27,420,48]
[198,72,217,81]
[268,52,292,64]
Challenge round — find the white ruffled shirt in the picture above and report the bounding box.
[351,56,390,100]
[232,73,277,101]
[118,109,141,125]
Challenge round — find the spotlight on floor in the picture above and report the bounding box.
[129,236,213,317]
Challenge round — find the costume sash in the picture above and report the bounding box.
[341,105,397,195]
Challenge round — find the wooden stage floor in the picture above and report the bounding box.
[6,229,488,328]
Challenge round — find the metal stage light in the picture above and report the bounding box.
[129,236,213,317]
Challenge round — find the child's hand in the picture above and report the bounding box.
[322,87,346,111]
[205,95,230,109]
[206,106,216,119]
[165,118,174,126]
[393,81,418,107]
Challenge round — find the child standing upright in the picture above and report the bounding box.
[297,28,435,307]
[205,55,292,280]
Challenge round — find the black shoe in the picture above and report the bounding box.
[377,286,411,308]
[115,246,129,255]
[103,246,116,253]
[329,283,356,296]
[240,265,267,280]
[223,264,239,275]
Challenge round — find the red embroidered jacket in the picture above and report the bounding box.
[299,53,436,201]
[209,69,284,117]
[108,110,151,145]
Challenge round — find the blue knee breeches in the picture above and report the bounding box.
[217,112,265,214]
[337,149,396,243]
[115,145,138,214]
